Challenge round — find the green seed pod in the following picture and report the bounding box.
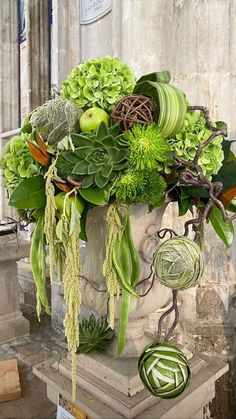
[138,342,191,399]
[153,236,204,290]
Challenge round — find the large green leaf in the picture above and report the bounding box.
[79,184,110,206]
[212,161,236,193]
[9,175,46,209]
[209,205,234,247]
[136,70,171,84]
[134,80,187,137]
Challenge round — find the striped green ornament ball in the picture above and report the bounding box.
[153,236,204,290]
[138,342,191,399]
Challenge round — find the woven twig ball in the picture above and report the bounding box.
[154,236,204,290]
[111,94,157,131]
[138,342,191,399]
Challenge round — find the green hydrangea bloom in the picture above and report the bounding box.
[0,133,39,192]
[61,56,136,111]
[169,111,224,178]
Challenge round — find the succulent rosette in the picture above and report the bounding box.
[138,342,191,399]
[154,237,204,290]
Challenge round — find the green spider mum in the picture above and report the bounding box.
[123,124,172,171]
[115,169,167,210]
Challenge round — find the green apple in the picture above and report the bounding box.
[55,192,85,216]
[80,107,109,132]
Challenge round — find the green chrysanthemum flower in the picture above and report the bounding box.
[123,124,172,171]
[115,169,167,210]
[61,56,136,112]
[169,111,224,178]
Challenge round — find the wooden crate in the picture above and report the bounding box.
[0,359,21,402]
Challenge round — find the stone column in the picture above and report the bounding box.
[20,0,50,120]
[0,236,30,344]
[51,0,81,89]
[0,0,20,219]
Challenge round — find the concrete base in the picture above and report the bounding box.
[33,350,228,419]
[0,311,29,345]
[0,238,30,343]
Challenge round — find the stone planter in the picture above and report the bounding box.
[81,203,171,357]
[34,204,229,418]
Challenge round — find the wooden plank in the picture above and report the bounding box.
[0,359,21,403]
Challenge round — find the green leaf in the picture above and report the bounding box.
[134,81,187,137]
[209,205,234,247]
[70,201,81,236]
[109,124,121,138]
[79,185,110,206]
[227,201,236,213]
[136,70,171,84]
[82,174,94,188]
[9,175,46,209]
[97,121,109,141]
[216,120,228,130]
[73,160,89,175]
[102,135,116,148]
[178,197,190,216]
[79,205,89,241]
[56,219,66,243]
[62,151,79,164]
[221,139,235,162]
[108,147,129,163]
[87,163,103,175]
[95,172,108,188]
[71,134,94,148]
[101,164,113,178]
[74,146,93,159]
[213,161,236,193]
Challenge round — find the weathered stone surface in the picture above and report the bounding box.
[0,238,30,344]
[0,307,65,419]
[34,351,228,419]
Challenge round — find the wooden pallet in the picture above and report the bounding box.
[0,359,21,402]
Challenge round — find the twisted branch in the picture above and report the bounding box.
[156,290,179,343]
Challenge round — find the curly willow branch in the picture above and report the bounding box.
[156,290,179,343]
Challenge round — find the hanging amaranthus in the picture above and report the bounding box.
[103,203,125,329]
[62,195,82,401]
[44,158,58,281]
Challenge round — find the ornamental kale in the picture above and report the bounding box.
[61,56,136,112]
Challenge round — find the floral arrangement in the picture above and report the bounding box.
[1,56,236,401]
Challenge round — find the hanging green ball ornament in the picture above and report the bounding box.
[138,342,191,399]
[153,236,204,290]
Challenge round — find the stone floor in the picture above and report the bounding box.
[0,306,67,419]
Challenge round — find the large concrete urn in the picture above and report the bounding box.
[81,203,171,357]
